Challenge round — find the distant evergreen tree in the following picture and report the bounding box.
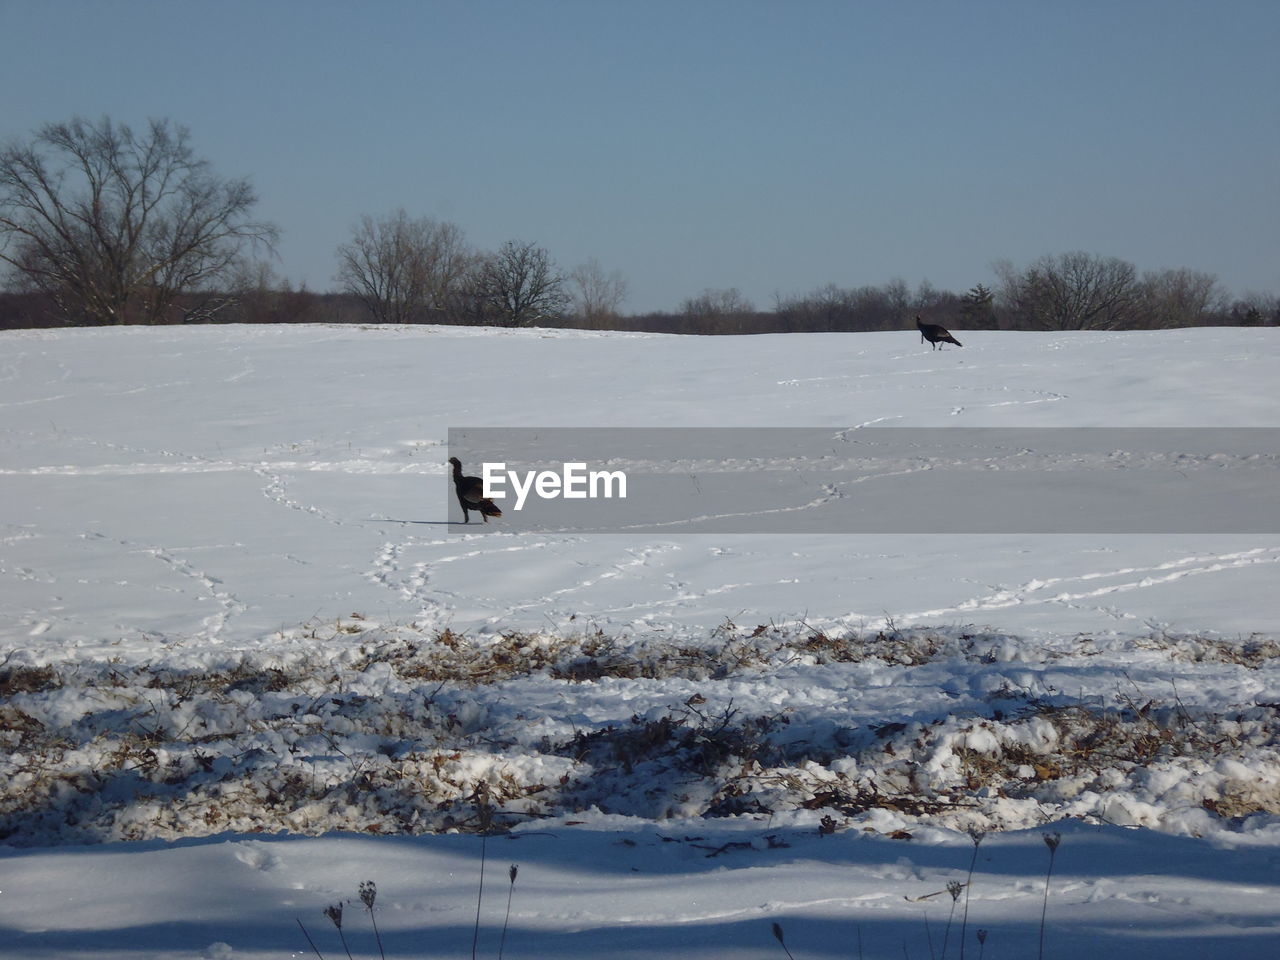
[960,283,996,327]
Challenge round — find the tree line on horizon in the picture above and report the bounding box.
[2,116,1277,334]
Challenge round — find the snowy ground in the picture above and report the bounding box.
[2,323,1279,958]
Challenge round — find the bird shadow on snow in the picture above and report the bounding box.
[2,821,1279,958]
[367,516,499,526]
[373,518,454,525]
[365,518,511,530]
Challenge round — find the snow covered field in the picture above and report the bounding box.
[2,323,1279,958]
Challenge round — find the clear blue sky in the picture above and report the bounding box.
[2,0,1277,313]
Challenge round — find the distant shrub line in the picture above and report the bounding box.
[2,273,1276,334]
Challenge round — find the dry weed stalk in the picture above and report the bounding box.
[959,830,984,959]
[1039,832,1062,960]
[359,880,385,960]
[772,920,798,960]
[324,902,353,960]
[498,864,519,960]
[941,880,963,959]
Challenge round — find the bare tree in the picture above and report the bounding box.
[336,210,471,324]
[569,257,628,327]
[994,252,1140,330]
[1136,267,1225,328]
[0,116,277,325]
[681,287,754,317]
[472,240,569,327]
[679,288,756,334]
[774,283,860,332]
[1229,292,1279,326]
[774,280,957,333]
[883,277,913,325]
[207,258,322,325]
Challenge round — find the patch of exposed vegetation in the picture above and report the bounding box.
[3,618,1278,844]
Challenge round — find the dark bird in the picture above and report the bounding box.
[916,316,962,350]
[448,457,502,523]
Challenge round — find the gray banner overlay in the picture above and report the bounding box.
[447,428,1280,534]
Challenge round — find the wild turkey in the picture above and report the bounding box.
[916,316,962,350]
[448,457,502,523]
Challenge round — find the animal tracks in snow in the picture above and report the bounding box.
[897,548,1280,627]
[348,526,1280,643]
[362,534,655,628]
[142,544,248,642]
[3,325,1278,649]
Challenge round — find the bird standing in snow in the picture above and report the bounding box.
[449,457,502,523]
[917,316,963,350]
